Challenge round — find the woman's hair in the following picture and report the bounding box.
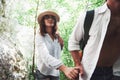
[38,16,57,38]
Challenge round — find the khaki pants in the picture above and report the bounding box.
[35,69,59,80]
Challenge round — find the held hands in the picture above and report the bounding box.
[59,65,80,80]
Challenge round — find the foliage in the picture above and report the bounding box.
[11,0,105,80]
[27,65,34,80]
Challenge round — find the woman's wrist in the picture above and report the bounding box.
[58,65,67,72]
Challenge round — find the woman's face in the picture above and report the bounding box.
[44,15,56,27]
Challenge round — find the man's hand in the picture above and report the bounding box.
[75,63,84,76]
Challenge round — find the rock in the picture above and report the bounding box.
[0,34,27,80]
[0,0,28,79]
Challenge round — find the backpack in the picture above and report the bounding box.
[80,10,95,51]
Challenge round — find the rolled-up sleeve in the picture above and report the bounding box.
[68,12,86,51]
[35,33,63,69]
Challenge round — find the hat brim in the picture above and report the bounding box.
[38,11,60,23]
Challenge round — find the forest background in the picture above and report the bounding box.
[0,0,105,80]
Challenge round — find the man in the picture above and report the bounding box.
[68,0,120,80]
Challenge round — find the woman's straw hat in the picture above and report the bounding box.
[38,11,60,23]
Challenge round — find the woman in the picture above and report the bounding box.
[35,11,79,80]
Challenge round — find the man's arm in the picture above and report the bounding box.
[68,12,86,76]
[70,50,84,76]
[70,50,81,66]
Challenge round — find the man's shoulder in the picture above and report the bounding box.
[95,3,109,14]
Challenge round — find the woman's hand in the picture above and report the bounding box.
[59,65,79,80]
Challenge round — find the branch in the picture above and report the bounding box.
[32,0,40,78]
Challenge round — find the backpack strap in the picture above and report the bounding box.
[80,10,94,50]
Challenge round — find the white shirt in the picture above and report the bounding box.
[68,3,120,80]
[35,30,63,76]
